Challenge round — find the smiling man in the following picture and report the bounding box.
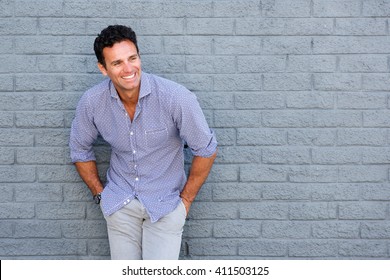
[69,25,217,260]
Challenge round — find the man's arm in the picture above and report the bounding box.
[74,161,104,196]
[180,150,217,214]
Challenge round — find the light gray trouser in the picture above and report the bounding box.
[103,198,186,260]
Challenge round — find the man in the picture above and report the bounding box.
[69,25,217,260]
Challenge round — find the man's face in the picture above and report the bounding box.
[98,40,142,97]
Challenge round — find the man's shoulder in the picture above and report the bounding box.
[84,78,111,98]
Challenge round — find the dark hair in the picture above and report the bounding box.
[94,25,139,68]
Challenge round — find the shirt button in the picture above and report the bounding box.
[135,177,139,181]
[130,131,134,135]
[133,150,136,154]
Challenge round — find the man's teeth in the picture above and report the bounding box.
[123,74,135,79]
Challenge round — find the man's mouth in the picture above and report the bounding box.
[122,73,136,79]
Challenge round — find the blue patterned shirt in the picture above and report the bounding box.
[69,72,217,222]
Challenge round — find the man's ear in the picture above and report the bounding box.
[98,62,108,76]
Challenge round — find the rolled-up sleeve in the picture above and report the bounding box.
[69,94,99,162]
[171,86,217,158]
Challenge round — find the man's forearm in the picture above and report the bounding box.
[180,151,217,212]
[74,161,104,196]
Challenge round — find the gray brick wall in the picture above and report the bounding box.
[0,0,389,259]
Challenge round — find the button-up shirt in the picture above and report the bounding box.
[69,72,217,222]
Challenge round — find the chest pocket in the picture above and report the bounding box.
[145,127,168,148]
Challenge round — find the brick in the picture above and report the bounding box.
[339,55,388,73]
[183,220,213,238]
[213,128,236,146]
[0,221,13,237]
[236,92,285,109]
[212,183,262,201]
[63,74,105,91]
[0,130,34,147]
[0,74,13,91]
[0,0,13,17]
[262,221,311,239]
[187,18,234,35]
[312,111,361,127]
[338,92,387,109]
[289,166,338,183]
[262,111,312,128]
[262,184,311,200]
[236,18,285,35]
[0,18,38,35]
[0,239,87,256]
[0,166,35,183]
[215,37,262,55]
[214,110,262,127]
[141,55,185,74]
[290,202,337,220]
[164,36,213,55]
[187,239,237,256]
[339,241,388,257]
[287,55,336,73]
[0,186,13,203]
[0,112,13,128]
[239,240,286,256]
[364,111,390,127]
[62,221,107,238]
[288,129,336,146]
[0,37,13,54]
[14,221,61,238]
[17,147,65,164]
[15,183,63,202]
[35,130,70,147]
[113,0,162,18]
[16,112,64,128]
[196,92,234,110]
[162,0,213,17]
[240,202,289,220]
[286,92,334,109]
[0,148,14,164]
[36,203,86,219]
[314,73,361,91]
[214,220,260,238]
[262,147,311,164]
[163,74,213,92]
[363,0,390,16]
[15,37,63,55]
[311,184,361,201]
[15,0,63,16]
[15,74,63,91]
[362,148,390,164]
[64,0,112,17]
[263,37,312,55]
[38,56,87,73]
[363,74,390,91]
[339,166,387,183]
[186,56,236,74]
[63,36,95,55]
[216,146,261,164]
[0,203,35,219]
[361,222,390,239]
[215,74,262,91]
[313,36,390,54]
[312,147,361,164]
[136,18,185,35]
[0,93,34,111]
[313,0,362,17]
[88,239,110,256]
[285,18,333,35]
[262,0,311,17]
[189,202,238,220]
[361,184,390,200]
[37,165,82,183]
[238,55,286,73]
[289,241,338,257]
[312,221,360,239]
[339,202,387,220]
[336,18,387,36]
[338,129,387,146]
[240,165,287,182]
[214,0,261,17]
[237,128,286,146]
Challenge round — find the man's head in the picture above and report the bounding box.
[94,25,139,68]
